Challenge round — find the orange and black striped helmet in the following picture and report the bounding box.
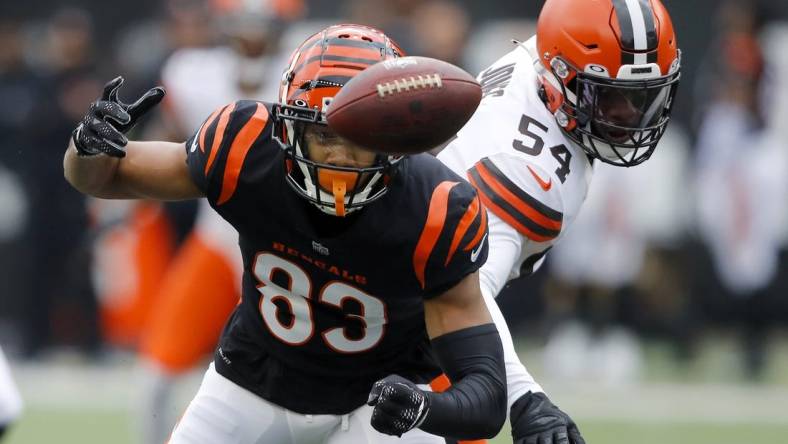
[536,0,681,166]
[273,24,405,216]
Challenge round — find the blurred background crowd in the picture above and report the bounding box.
[1,0,788,442]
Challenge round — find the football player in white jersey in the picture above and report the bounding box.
[438,0,681,442]
[137,1,303,443]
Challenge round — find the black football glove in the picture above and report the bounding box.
[511,391,586,444]
[72,76,165,158]
[367,374,430,437]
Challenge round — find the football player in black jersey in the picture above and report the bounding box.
[64,24,506,443]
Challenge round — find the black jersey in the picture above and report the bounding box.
[185,100,489,414]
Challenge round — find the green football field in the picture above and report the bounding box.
[6,408,788,444]
[6,335,788,444]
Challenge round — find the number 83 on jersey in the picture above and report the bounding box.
[254,253,387,354]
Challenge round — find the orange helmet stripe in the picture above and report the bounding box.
[612,0,659,64]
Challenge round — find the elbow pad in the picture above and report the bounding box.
[421,323,507,440]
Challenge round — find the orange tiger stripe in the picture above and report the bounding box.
[204,102,237,177]
[198,107,223,154]
[444,195,480,266]
[217,103,269,205]
[469,174,554,243]
[474,161,562,231]
[463,201,487,252]
[413,181,459,289]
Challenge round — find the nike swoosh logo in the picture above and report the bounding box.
[189,126,202,152]
[527,165,552,191]
[470,233,488,263]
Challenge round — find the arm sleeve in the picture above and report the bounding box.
[478,209,523,298]
[474,209,545,408]
[420,324,507,440]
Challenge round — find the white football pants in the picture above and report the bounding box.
[168,363,443,444]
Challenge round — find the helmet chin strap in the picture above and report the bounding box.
[333,180,347,217]
[318,170,358,217]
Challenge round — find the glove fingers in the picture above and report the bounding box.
[554,430,569,444]
[370,411,401,438]
[81,131,126,158]
[101,76,124,102]
[386,382,420,403]
[92,101,131,126]
[126,86,166,122]
[568,427,586,444]
[367,381,385,406]
[91,120,129,146]
[539,434,554,444]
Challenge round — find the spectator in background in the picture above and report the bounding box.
[409,0,470,66]
[543,127,693,385]
[134,1,303,442]
[345,0,470,68]
[20,7,103,358]
[344,0,421,51]
[113,0,218,104]
[85,0,219,355]
[0,18,38,342]
[694,0,788,380]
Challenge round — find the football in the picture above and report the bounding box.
[326,56,482,155]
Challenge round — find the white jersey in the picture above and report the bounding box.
[438,36,593,407]
[439,36,593,298]
[161,46,287,280]
[162,46,285,131]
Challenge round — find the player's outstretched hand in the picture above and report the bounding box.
[367,374,430,437]
[511,391,586,444]
[72,76,165,158]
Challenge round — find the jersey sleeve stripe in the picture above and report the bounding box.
[204,102,237,177]
[217,103,270,205]
[463,202,487,252]
[198,107,223,154]
[468,168,560,242]
[478,158,563,223]
[471,163,561,234]
[413,181,460,289]
[444,195,481,266]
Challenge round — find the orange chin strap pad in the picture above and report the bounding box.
[333,180,346,216]
[318,170,359,217]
